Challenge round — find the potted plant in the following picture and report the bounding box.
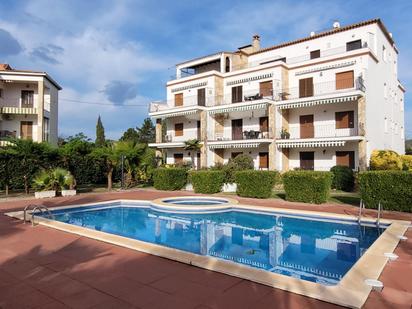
[280,128,290,139]
[33,169,57,199]
[61,170,76,196]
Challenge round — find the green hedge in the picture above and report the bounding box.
[234,170,279,198]
[190,170,225,194]
[283,171,332,204]
[330,165,355,192]
[358,171,412,212]
[153,168,187,190]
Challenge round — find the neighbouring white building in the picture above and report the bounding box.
[149,19,405,171]
[0,64,61,146]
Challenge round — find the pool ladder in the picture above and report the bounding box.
[358,199,383,227]
[23,204,54,226]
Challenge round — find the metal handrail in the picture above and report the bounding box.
[23,204,40,223]
[30,205,54,226]
[358,199,365,224]
[377,201,382,227]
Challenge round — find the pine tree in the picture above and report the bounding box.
[95,115,106,147]
[136,118,155,144]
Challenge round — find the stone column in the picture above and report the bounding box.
[200,111,208,168]
[37,80,44,142]
[268,104,276,170]
[281,149,289,172]
[155,119,163,161]
[357,96,367,170]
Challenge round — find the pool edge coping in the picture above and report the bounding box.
[4,198,410,309]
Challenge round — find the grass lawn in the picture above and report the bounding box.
[271,190,361,206]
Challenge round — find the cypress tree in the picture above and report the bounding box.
[95,115,106,147]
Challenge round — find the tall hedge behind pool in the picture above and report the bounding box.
[358,171,412,212]
[234,170,279,198]
[153,167,187,190]
[190,170,225,194]
[283,171,332,204]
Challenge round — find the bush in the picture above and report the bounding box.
[330,165,355,192]
[283,171,332,204]
[401,155,412,171]
[153,167,187,190]
[370,150,403,170]
[211,154,254,183]
[358,171,412,212]
[234,170,279,198]
[190,170,225,194]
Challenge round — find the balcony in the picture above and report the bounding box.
[0,130,17,140]
[0,106,38,115]
[208,130,272,149]
[277,123,359,140]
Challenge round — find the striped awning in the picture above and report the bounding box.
[208,142,261,149]
[151,109,199,119]
[209,102,268,115]
[277,95,359,109]
[276,140,346,148]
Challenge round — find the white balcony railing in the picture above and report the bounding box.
[277,123,359,140]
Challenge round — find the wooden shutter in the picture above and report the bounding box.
[174,123,183,136]
[300,152,314,170]
[21,90,34,108]
[336,151,355,169]
[310,50,320,59]
[299,78,313,98]
[336,71,354,90]
[173,153,183,164]
[197,88,206,106]
[299,115,314,138]
[335,111,354,129]
[259,81,273,97]
[259,152,269,169]
[174,93,183,106]
[259,117,268,133]
[20,121,33,140]
[346,40,362,51]
[232,86,242,103]
[231,119,243,140]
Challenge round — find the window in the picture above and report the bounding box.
[259,152,269,169]
[21,90,34,108]
[300,152,314,170]
[231,85,243,103]
[197,88,206,106]
[336,151,355,169]
[336,71,354,90]
[346,40,362,51]
[299,77,314,98]
[174,93,183,107]
[310,49,320,59]
[259,81,272,97]
[335,111,354,129]
[225,57,230,73]
[259,116,268,134]
[43,117,50,142]
[174,123,183,136]
[173,153,183,164]
[20,121,33,140]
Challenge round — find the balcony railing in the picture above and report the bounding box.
[211,130,270,141]
[276,123,359,140]
[170,42,370,80]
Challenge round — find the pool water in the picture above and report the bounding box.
[46,203,384,285]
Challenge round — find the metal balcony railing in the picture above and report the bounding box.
[211,130,270,141]
[170,42,370,80]
[276,123,359,140]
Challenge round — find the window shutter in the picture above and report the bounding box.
[336,71,354,90]
[175,123,183,136]
[174,93,183,106]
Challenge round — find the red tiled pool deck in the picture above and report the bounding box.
[0,189,411,309]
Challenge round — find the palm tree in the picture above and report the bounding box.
[184,139,202,170]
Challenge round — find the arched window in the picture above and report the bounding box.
[225,57,230,73]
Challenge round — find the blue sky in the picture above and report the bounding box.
[0,0,411,140]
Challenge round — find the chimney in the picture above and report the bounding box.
[252,34,260,51]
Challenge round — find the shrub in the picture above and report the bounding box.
[190,170,225,194]
[370,150,403,170]
[32,168,72,191]
[283,171,332,204]
[358,171,412,212]
[234,170,279,198]
[401,155,412,171]
[330,165,355,192]
[214,154,254,183]
[153,167,187,190]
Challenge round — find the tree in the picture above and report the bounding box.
[0,149,15,195]
[184,139,202,170]
[95,115,106,147]
[90,143,117,190]
[136,118,155,143]
[120,128,139,143]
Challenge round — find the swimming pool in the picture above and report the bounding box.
[39,201,384,286]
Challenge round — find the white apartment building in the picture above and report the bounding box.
[0,64,61,146]
[149,19,405,171]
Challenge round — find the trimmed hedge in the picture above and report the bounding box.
[330,165,355,192]
[153,167,187,190]
[358,171,412,212]
[234,170,279,198]
[283,171,332,204]
[190,170,225,194]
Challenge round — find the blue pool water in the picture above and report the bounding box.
[44,203,385,285]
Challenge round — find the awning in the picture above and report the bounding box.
[150,109,199,119]
[209,102,268,115]
[276,140,346,148]
[277,95,360,110]
[208,139,272,149]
